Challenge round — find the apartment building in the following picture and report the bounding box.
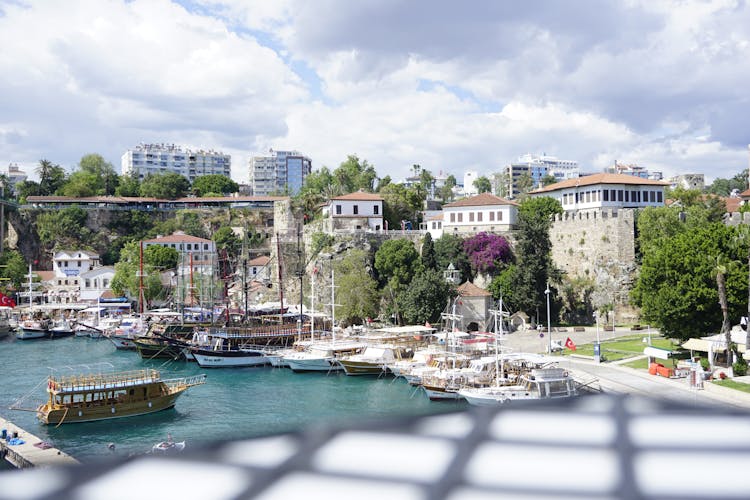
[248,149,312,196]
[121,143,231,183]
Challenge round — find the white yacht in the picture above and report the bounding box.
[284,340,365,372]
[458,367,578,406]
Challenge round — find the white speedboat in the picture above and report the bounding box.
[16,319,50,340]
[284,341,366,372]
[152,436,185,454]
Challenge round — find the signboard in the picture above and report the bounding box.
[594,342,601,363]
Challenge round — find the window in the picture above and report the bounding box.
[657,191,663,203]
[335,204,342,215]
[469,212,474,222]
[204,244,208,250]
[375,225,381,231]
[611,189,616,201]
[477,212,483,222]
[77,261,81,267]
[450,213,455,223]
[603,190,609,201]
[649,191,655,202]
[489,211,495,221]
[373,205,379,215]
[103,279,109,287]
[625,191,629,202]
[457,213,463,222]
[618,190,624,202]
[497,211,503,221]
[85,279,91,288]
[353,205,359,215]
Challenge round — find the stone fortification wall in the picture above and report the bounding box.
[724,212,750,226]
[549,208,638,321]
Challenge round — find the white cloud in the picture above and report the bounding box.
[1,0,748,186]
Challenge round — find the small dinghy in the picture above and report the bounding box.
[151,434,185,454]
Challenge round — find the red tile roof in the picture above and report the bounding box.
[725,197,742,213]
[443,193,518,208]
[532,173,669,194]
[143,232,212,244]
[248,256,270,266]
[331,190,384,201]
[457,282,492,297]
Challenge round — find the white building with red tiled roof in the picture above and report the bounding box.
[530,173,669,211]
[442,193,518,235]
[324,190,384,232]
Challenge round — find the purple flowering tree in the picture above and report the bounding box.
[463,232,513,276]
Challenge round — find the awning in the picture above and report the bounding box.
[680,338,746,352]
[643,346,673,360]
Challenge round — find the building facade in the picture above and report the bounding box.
[248,149,312,196]
[121,143,231,183]
[529,173,669,211]
[504,154,579,198]
[79,266,116,302]
[442,193,518,234]
[142,232,217,277]
[323,191,384,232]
[604,162,663,180]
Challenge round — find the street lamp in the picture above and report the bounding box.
[594,310,601,363]
[545,282,551,354]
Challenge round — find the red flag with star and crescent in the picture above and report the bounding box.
[565,337,577,351]
[0,292,16,308]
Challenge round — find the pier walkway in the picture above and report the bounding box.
[0,416,78,468]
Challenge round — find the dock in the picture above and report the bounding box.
[0,416,79,468]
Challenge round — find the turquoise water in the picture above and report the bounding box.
[0,335,464,462]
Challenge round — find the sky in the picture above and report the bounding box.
[1,0,749,186]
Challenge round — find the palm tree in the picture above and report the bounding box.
[733,225,750,353]
[715,256,733,365]
[36,159,54,194]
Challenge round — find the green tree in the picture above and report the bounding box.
[35,159,66,195]
[139,172,190,199]
[439,175,457,202]
[15,180,41,202]
[421,232,437,271]
[379,183,422,229]
[212,227,241,257]
[399,269,454,324]
[144,245,179,270]
[515,172,534,198]
[492,172,509,198]
[79,153,118,195]
[473,176,492,194]
[192,174,239,197]
[511,196,562,319]
[36,206,91,249]
[60,170,99,197]
[0,250,28,290]
[706,169,748,196]
[110,241,166,306]
[632,223,746,341]
[540,174,557,187]
[434,234,471,283]
[115,173,141,197]
[334,249,379,325]
[374,239,421,288]
[333,155,377,193]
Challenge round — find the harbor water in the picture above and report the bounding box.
[0,335,464,463]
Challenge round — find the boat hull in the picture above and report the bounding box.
[109,336,136,350]
[286,356,341,372]
[16,327,48,340]
[37,393,183,424]
[338,360,389,376]
[134,339,185,359]
[422,385,463,401]
[192,349,269,368]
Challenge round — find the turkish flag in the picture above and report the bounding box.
[0,292,16,308]
[565,337,577,351]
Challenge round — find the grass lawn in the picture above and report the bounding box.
[565,334,680,362]
[713,379,750,393]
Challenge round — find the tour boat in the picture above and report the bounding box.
[420,356,498,401]
[191,346,270,368]
[35,368,206,425]
[457,367,578,406]
[338,344,408,376]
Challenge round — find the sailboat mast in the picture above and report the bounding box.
[331,268,336,343]
[311,268,316,342]
[297,224,303,341]
[139,241,144,315]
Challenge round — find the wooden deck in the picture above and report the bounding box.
[0,416,79,468]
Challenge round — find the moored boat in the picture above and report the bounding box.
[191,346,270,368]
[35,368,206,425]
[16,319,50,340]
[458,367,578,406]
[284,340,366,372]
[49,319,75,339]
[338,344,408,376]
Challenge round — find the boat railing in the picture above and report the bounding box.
[50,369,161,392]
[163,374,207,390]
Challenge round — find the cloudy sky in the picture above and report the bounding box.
[1,0,749,185]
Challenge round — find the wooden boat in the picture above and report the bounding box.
[284,341,366,372]
[338,344,408,376]
[191,345,270,368]
[133,336,187,360]
[36,369,206,425]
